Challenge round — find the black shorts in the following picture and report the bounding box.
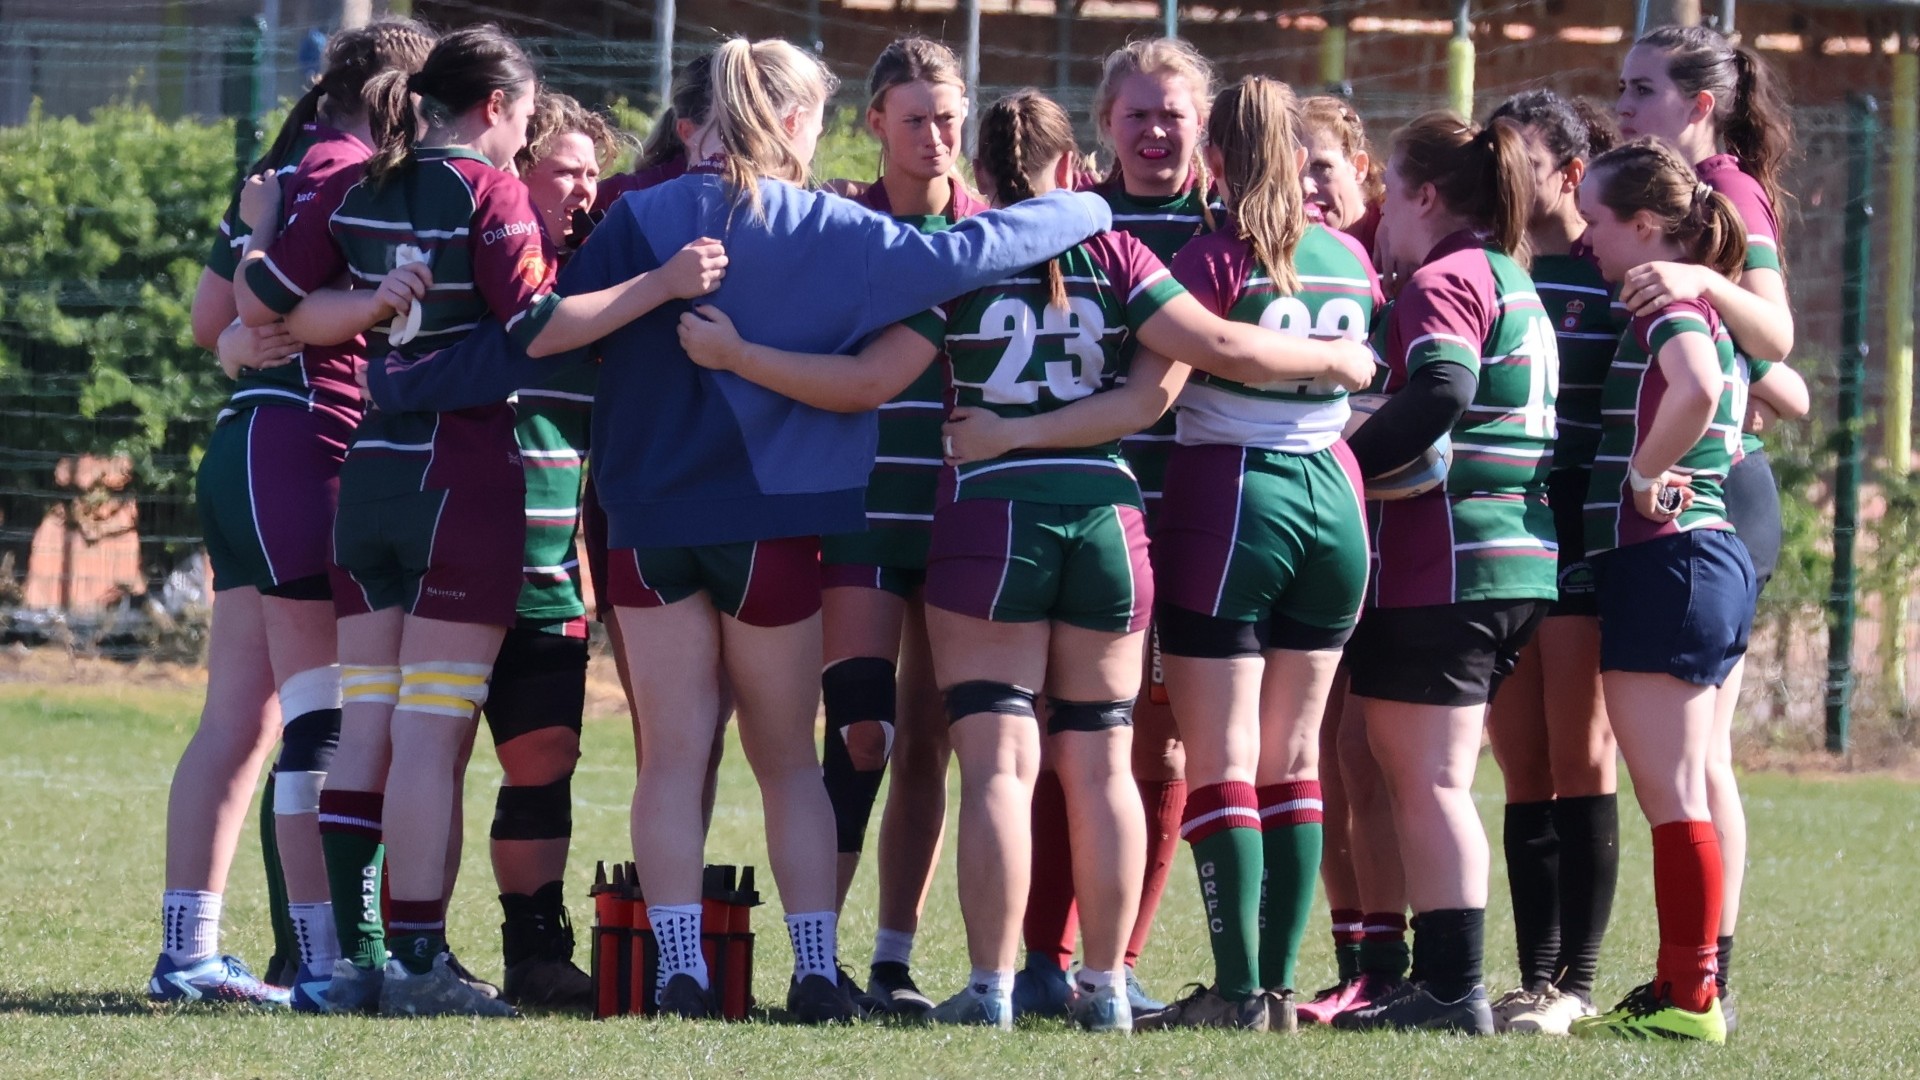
[1723,450,1780,595]
[482,626,589,745]
[1547,468,1598,619]
[1345,599,1548,707]
[1593,528,1756,687]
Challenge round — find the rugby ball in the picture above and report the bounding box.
[1342,393,1452,501]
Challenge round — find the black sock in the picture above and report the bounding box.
[1550,793,1618,1001]
[1413,908,1484,1002]
[1716,934,1734,996]
[1407,912,1426,984]
[500,880,572,967]
[1503,800,1561,992]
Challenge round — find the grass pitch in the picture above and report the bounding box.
[0,676,1916,1078]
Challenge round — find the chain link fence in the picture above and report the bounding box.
[0,10,1913,753]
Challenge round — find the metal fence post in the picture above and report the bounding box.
[1448,1,1473,120]
[1829,93,1879,755]
[223,16,266,177]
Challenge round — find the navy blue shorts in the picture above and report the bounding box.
[1592,528,1757,687]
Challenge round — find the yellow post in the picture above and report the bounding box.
[1319,16,1348,87]
[1888,43,1917,477]
[1886,33,1917,710]
[1448,2,1474,120]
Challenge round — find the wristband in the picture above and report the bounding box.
[1627,465,1660,493]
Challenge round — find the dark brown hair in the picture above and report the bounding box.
[1208,76,1307,294]
[366,24,536,186]
[1589,137,1747,280]
[975,89,1078,310]
[637,52,714,172]
[251,18,434,176]
[1636,24,1793,214]
[1391,109,1535,266]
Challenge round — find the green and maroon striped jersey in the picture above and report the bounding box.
[247,146,561,500]
[820,178,987,570]
[1697,154,1785,457]
[905,230,1185,507]
[219,127,373,430]
[1370,231,1559,608]
[1092,178,1219,512]
[1533,243,1627,472]
[1169,222,1381,453]
[1585,299,1742,555]
[512,359,595,631]
[205,123,334,282]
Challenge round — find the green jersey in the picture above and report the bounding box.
[1532,244,1626,472]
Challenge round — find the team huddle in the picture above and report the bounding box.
[151,17,1807,1044]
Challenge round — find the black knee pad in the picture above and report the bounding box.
[944,680,1037,726]
[1045,696,1135,735]
[1155,601,1264,659]
[275,707,341,774]
[483,628,588,745]
[491,776,574,841]
[822,656,896,854]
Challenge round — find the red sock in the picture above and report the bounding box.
[1651,820,1722,1013]
[1024,769,1077,967]
[1126,777,1187,966]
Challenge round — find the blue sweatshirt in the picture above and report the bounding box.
[556,174,1112,549]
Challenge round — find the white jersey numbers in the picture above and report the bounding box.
[974,296,1112,405]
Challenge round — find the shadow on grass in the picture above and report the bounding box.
[0,988,159,1016]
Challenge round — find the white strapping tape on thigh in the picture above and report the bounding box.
[279,664,343,722]
[273,770,325,815]
[397,661,493,718]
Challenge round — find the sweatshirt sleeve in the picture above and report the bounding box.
[856,189,1113,334]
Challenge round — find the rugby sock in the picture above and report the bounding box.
[1182,781,1263,1001]
[1715,934,1734,997]
[316,789,386,969]
[785,911,839,984]
[1330,909,1365,982]
[872,927,915,969]
[1359,912,1410,981]
[1023,770,1078,969]
[821,657,896,855]
[1257,781,1324,992]
[1412,908,1485,1002]
[288,901,340,969]
[649,904,709,992]
[1503,799,1561,992]
[1650,820,1722,1013]
[500,881,572,968]
[162,889,222,966]
[388,899,447,975]
[1551,793,1618,1001]
[260,775,296,983]
[1128,777,1187,966]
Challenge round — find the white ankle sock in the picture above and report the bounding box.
[288,902,340,969]
[872,927,915,968]
[649,904,709,991]
[785,911,839,983]
[1076,967,1123,994]
[968,967,1015,998]
[162,889,221,965]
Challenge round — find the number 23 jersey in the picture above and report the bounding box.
[1372,230,1560,608]
[904,230,1185,509]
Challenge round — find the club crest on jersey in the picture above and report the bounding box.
[1563,299,1586,331]
[514,246,551,292]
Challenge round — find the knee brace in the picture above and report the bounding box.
[483,631,588,745]
[821,656,897,853]
[272,707,341,816]
[943,680,1037,726]
[342,664,401,707]
[1045,696,1135,735]
[397,662,492,718]
[491,776,573,841]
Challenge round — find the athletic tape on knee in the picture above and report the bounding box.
[341,664,401,707]
[272,770,325,815]
[1044,696,1135,735]
[943,680,1037,725]
[398,662,493,718]
[491,777,573,841]
[278,665,343,721]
